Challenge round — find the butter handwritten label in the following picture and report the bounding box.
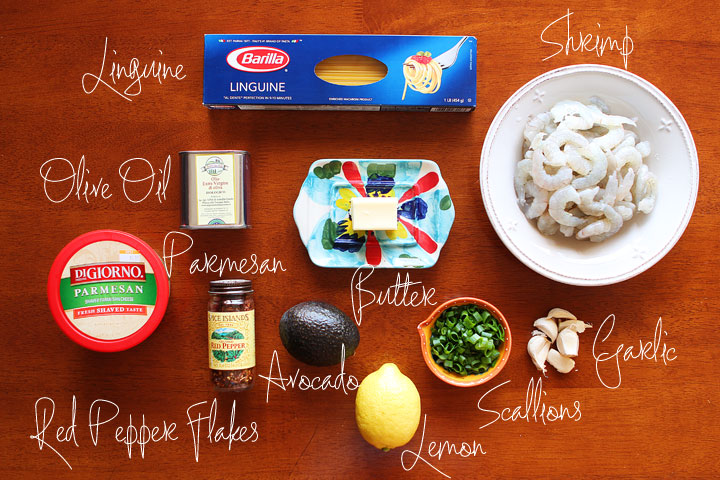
[593,315,677,389]
[257,348,359,403]
[39,155,170,204]
[401,415,485,479]
[162,230,287,278]
[351,266,436,326]
[540,9,634,69]
[82,37,186,101]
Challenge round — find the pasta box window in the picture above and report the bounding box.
[203,34,476,112]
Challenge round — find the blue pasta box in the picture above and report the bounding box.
[203,34,476,112]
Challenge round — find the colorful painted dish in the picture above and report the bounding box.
[293,159,455,268]
[481,64,699,286]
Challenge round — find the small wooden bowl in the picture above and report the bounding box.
[417,297,512,387]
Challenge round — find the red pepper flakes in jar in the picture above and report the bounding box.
[208,279,255,391]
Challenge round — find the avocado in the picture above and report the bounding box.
[279,301,359,366]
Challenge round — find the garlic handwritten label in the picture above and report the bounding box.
[162,231,286,278]
[39,155,170,204]
[30,396,258,470]
[82,37,186,101]
[593,315,677,389]
[540,9,634,69]
[350,266,436,326]
[477,377,581,429]
[401,415,485,479]
[257,348,359,403]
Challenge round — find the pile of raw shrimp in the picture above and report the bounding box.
[515,99,657,242]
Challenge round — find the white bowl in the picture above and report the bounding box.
[480,64,699,286]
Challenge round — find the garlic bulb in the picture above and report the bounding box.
[556,328,579,357]
[527,332,551,375]
[547,308,577,320]
[558,319,592,334]
[533,317,558,343]
[547,349,575,373]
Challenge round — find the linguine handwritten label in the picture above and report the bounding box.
[540,9,634,69]
[593,315,677,389]
[82,37,186,101]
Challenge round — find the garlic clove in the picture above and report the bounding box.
[527,334,551,375]
[556,328,580,357]
[533,317,558,343]
[547,349,575,373]
[547,307,577,320]
[558,319,592,334]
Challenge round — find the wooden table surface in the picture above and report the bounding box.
[2,1,719,478]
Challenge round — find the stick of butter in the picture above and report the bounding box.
[350,197,398,231]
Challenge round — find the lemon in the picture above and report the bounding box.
[355,363,421,451]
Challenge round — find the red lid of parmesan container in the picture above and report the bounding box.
[47,230,170,352]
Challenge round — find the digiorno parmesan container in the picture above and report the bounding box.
[47,230,170,352]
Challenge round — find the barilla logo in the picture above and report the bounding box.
[70,262,146,285]
[226,47,290,72]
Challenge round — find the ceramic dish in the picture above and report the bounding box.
[294,159,455,268]
[480,64,699,286]
[418,297,511,387]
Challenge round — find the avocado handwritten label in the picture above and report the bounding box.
[351,266,436,326]
[30,396,258,470]
[257,348,359,403]
[162,231,286,278]
[593,315,677,389]
[401,415,485,479]
[82,37,186,101]
[39,155,170,204]
[540,9,634,69]
[477,377,582,428]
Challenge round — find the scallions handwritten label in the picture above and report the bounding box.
[540,9,634,69]
[593,315,677,389]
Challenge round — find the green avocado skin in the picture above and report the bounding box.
[279,301,360,366]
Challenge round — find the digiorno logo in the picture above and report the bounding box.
[70,262,146,285]
[226,46,290,72]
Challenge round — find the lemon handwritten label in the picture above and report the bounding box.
[593,315,677,389]
[540,9,634,69]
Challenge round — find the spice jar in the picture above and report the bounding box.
[207,279,255,391]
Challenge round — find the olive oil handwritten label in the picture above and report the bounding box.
[208,311,256,370]
[162,231,286,278]
[540,9,634,69]
[593,315,677,389]
[477,378,582,429]
[401,415,485,479]
[350,266,436,326]
[29,396,259,469]
[257,348,359,403]
[39,155,170,204]
[82,37,186,101]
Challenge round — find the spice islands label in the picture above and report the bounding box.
[58,241,158,340]
[208,311,256,370]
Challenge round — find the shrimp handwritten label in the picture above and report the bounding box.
[82,37,186,101]
[162,230,287,278]
[29,396,258,470]
[593,315,677,389]
[351,266,437,326]
[39,155,170,204]
[401,415,485,479]
[257,348,359,403]
[540,9,634,69]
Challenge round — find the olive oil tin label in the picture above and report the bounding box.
[48,230,170,352]
[208,310,256,370]
[180,150,250,229]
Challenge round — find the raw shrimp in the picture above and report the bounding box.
[635,141,651,158]
[616,168,635,202]
[524,182,549,219]
[634,166,657,214]
[514,158,532,205]
[592,126,625,152]
[524,112,553,144]
[577,218,611,239]
[615,146,643,173]
[542,128,588,167]
[615,201,636,221]
[531,149,573,191]
[551,100,595,130]
[564,144,591,175]
[601,172,619,206]
[537,212,560,236]
[577,186,604,216]
[548,185,584,227]
[572,143,608,190]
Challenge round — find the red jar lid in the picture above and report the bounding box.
[47,230,170,352]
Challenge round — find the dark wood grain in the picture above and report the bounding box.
[1,1,719,478]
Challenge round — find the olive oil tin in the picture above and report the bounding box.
[180,150,250,229]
